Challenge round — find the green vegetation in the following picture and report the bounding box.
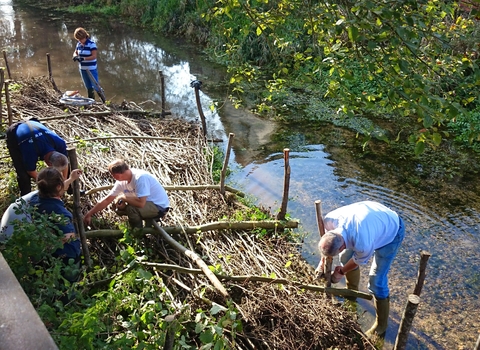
[1,203,245,349]
[205,145,228,183]
[24,0,480,154]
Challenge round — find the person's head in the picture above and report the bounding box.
[74,27,89,42]
[37,168,64,198]
[49,151,69,173]
[108,159,131,181]
[318,230,346,257]
[108,159,130,175]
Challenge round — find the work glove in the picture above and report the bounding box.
[331,265,344,284]
[72,56,84,62]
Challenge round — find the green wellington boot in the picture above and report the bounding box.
[345,268,360,301]
[365,296,390,338]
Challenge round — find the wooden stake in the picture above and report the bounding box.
[67,148,92,268]
[277,148,291,221]
[394,251,431,349]
[314,200,326,239]
[46,53,60,93]
[158,70,171,117]
[2,50,11,80]
[0,68,4,126]
[315,200,332,287]
[4,81,13,125]
[413,250,431,296]
[220,133,234,195]
[393,294,421,350]
[191,80,207,140]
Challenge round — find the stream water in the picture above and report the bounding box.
[1,1,479,349]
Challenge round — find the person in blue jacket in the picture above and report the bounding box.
[0,168,82,242]
[30,167,82,282]
[6,119,68,195]
[72,27,99,99]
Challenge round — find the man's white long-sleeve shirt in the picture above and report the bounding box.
[323,201,400,265]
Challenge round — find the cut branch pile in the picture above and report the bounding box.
[0,76,374,349]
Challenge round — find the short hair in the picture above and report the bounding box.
[49,152,68,171]
[108,159,130,175]
[37,168,64,198]
[74,27,89,40]
[318,231,344,257]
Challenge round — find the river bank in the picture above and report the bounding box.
[0,76,378,349]
[3,2,480,348]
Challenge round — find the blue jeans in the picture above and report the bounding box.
[340,217,405,299]
[80,69,99,90]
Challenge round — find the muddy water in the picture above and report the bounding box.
[1,2,479,349]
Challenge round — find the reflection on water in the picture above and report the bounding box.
[0,1,225,139]
[2,1,479,349]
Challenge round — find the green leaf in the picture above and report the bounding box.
[136,268,153,280]
[348,26,359,42]
[210,302,227,315]
[199,330,214,343]
[423,115,433,128]
[432,133,442,146]
[195,322,206,333]
[415,141,425,155]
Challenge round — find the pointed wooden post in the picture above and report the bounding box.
[413,250,431,296]
[190,80,207,141]
[67,148,92,268]
[4,80,13,125]
[220,133,234,195]
[0,68,4,126]
[158,71,171,117]
[46,53,60,93]
[394,251,431,350]
[394,295,421,350]
[277,148,290,221]
[315,200,332,286]
[2,50,11,80]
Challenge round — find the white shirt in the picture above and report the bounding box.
[108,169,169,208]
[324,201,399,265]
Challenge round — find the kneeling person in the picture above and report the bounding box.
[83,159,169,228]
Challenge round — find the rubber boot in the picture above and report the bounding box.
[365,296,390,338]
[345,268,360,301]
[87,88,95,99]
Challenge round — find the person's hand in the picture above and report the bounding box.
[72,56,84,62]
[113,196,127,211]
[83,213,92,226]
[70,169,83,181]
[331,265,344,284]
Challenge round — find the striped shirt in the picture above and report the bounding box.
[76,38,97,70]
